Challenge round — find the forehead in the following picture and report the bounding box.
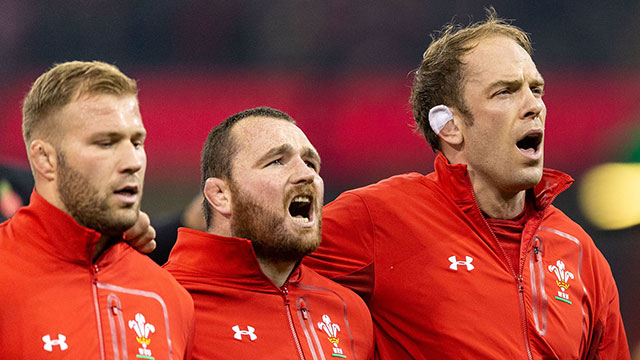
[462,36,541,85]
[231,116,314,156]
[60,93,144,132]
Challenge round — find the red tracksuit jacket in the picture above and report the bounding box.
[304,153,630,359]
[0,191,195,359]
[165,228,374,360]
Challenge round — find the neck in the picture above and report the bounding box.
[93,236,117,262]
[257,258,297,288]
[472,179,526,219]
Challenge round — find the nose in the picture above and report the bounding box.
[521,88,545,120]
[119,141,145,174]
[289,157,316,185]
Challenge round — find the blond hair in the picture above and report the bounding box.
[22,61,138,145]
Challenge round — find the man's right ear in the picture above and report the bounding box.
[28,140,57,181]
[203,177,232,217]
[437,108,464,148]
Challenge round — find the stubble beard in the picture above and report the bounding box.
[57,152,139,237]
[229,182,322,265]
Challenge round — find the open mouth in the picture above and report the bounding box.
[114,185,139,204]
[114,186,138,196]
[288,195,313,223]
[516,131,543,153]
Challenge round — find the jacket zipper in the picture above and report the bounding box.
[468,184,533,360]
[283,285,306,360]
[91,263,107,360]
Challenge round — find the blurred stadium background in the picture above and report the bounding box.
[0,0,638,355]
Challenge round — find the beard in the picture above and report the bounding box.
[57,152,139,237]
[229,181,322,264]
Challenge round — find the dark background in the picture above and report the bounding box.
[1,1,638,355]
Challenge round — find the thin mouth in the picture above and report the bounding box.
[287,194,314,224]
[516,130,543,153]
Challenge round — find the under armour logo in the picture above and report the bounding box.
[42,334,68,352]
[232,325,257,341]
[449,256,474,271]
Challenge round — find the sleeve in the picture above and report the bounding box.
[584,257,631,360]
[303,192,376,302]
[597,276,631,359]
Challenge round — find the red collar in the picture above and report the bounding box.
[168,227,303,291]
[8,190,124,266]
[431,152,574,213]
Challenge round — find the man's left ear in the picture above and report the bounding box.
[203,177,232,217]
[437,113,463,147]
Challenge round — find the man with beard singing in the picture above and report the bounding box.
[0,61,194,359]
[164,107,374,359]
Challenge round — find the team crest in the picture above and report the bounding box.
[548,260,574,305]
[317,314,346,358]
[128,313,156,359]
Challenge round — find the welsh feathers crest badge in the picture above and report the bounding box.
[129,313,156,359]
[317,314,347,358]
[548,259,574,305]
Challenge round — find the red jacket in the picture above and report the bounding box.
[304,153,630,360]
[164,228,374,360]
[0,191,195,359]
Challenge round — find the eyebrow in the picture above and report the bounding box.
[302,147,321,166]
[489,76,545,90]
[256,144,321,166]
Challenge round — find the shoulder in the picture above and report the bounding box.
[300,265,369,305]
[117,244,194,306]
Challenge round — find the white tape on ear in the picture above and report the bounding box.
[428,105,453,135]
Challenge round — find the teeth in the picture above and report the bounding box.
[293,217,310,223]
[293,196,310,203]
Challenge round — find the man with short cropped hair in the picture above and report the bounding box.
[165,107,373,359]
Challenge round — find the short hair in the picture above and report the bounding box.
[22,61,138,145]
[201,106,295,226]
[410,8,532,152]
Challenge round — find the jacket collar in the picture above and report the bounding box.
[168,228,302,291]
[10,190,121,266]
[432,152,574,213]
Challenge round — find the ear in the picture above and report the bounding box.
[28,140,57,182]
[437,109,464,147]
[203,177,232,217]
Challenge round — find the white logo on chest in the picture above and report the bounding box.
[449,255,475,271]
[42,334,68,352]
[232,325,257,341]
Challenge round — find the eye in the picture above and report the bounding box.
[96,141,114,148]
[531,86,545,97]
[493,88,511,97]
[305,161,318,172]
[267,159,282,167]
[133,140,144,149]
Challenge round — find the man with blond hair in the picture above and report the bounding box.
[0,61,194,359]
[305,10,631,359]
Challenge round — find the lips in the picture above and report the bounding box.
[516,129,543,160]
[113,184,139,204]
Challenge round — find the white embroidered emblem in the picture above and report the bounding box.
[42,334,68,352]
[232,325,257,341]
[449,255,475,271]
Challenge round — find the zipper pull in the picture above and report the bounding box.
[533,238,541,262]
[300,299,308,320]
[517,275,525,293]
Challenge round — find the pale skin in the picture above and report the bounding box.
[204,116,324,287]
[438,35,546,219]
[28,93,152,261]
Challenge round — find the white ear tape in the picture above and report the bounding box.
[428,105,453,135]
